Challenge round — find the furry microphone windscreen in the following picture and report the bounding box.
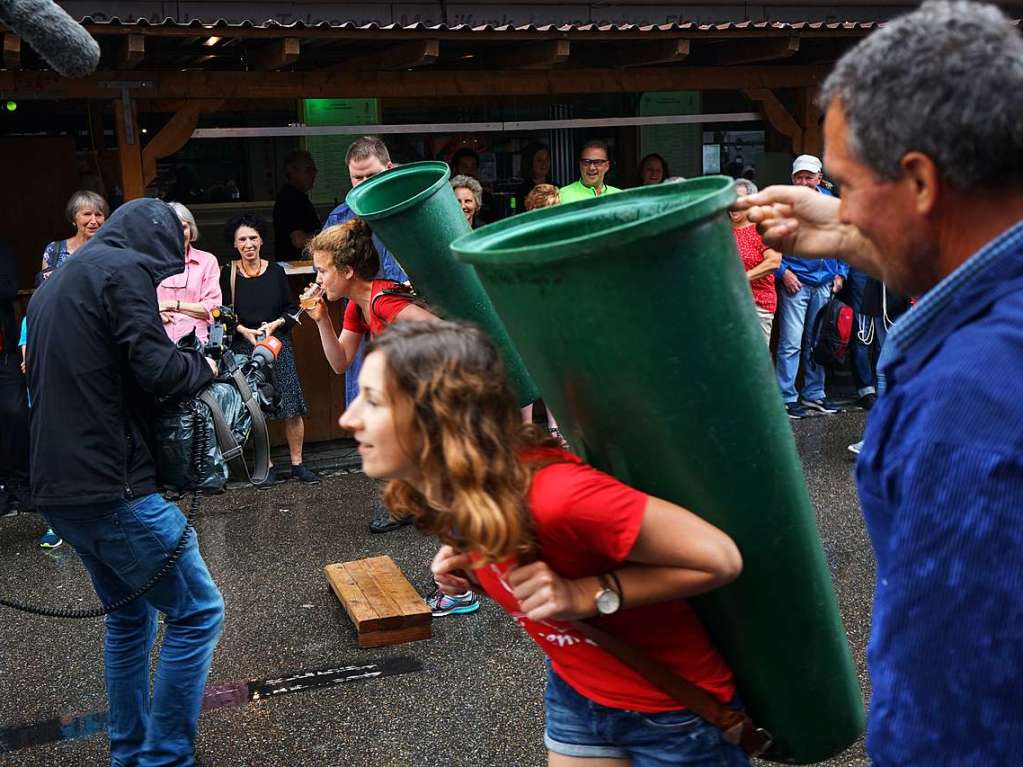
[0,0,101,78]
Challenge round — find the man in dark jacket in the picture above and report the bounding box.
[27,199,223,767]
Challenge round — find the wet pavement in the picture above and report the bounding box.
[0,410,874,766]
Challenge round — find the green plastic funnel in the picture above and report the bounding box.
[452,177,864,763]
[345,161,539,406]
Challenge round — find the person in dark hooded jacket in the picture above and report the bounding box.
[26,198,224,767]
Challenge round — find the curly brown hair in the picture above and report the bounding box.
[306,218,379,280]
[367,320,557,563]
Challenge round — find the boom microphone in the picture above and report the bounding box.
[0,0,101,78]
[251,336,283,371]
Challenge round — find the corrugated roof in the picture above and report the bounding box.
[78,17,886,34]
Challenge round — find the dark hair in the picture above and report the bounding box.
[639,153,670,180]
[450,148,480,169]
[306,219,380,280]
[579,139,610,159]
[346,136,391,166]
[521,142,551,181]
[224,214,268,245]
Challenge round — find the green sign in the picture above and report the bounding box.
[301,99,381,204]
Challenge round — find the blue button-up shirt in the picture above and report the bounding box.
[857,219,1023,765]
[324,201,409,406]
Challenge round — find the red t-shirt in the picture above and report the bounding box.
[733,224,777,313]
[472,448,736,713]
[342,279,414,338]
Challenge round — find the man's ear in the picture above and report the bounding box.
[899,152,940,216]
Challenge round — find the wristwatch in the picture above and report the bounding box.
[594,572,622,616]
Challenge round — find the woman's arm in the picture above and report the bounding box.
[505,496,742,622]
[393,303,439,323]
[745,247,782,281]
[315,314,362,373]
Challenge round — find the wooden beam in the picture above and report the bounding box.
[250,38,300,71]
[118,35,145,69]
[0,65,831,100]
[743,88,803,154]
[336,39,440,72]
[606,39,689,68]
[713,37,800,66]
[113,97,144,201]
[3,34,20,70]
[796,87,822,156]
[141,100,223,186]
[492,40,570,69]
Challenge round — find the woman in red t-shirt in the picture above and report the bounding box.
[340,320,749,767]
[305,219,437,370]
[305,219,449,538]
[730,179,781,346]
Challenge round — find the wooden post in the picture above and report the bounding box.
[797,87,822,157]
[141,100,222,186]
[113,96,144,200]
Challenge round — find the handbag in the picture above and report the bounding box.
[568,618,774,758]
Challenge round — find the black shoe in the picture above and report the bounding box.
[290,464,320,484]
[254,468,278,490]
[856,393,878,410]
[368,514,414,534]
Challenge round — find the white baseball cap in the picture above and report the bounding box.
[792,154,823,176]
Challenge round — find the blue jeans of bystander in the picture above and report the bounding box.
[775,282,833,403]
[42,493,224,767]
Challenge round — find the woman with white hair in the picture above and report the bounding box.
[451,174,483,229]
[156,201,223,343]
[41,190,109,270]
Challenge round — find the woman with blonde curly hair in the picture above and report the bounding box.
[340,320,748,767]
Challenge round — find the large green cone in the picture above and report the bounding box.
[451,176,864,763]
[345,161,539,406]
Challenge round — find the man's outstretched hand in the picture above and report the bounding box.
[732,185,846,258]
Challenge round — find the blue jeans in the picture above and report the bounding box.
[544,667,749,766]
[43,493,224,767]
[775,282,833,403]
[846,269,877,396]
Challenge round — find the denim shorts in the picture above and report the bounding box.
[544,666,749,767]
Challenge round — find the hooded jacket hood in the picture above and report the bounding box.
[76,198,186,286]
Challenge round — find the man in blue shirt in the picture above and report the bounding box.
[739,1,1023,763]
[775,154,848,419]
[323,136,409,533]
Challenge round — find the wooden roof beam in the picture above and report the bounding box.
[141,100,223,185]
[713,36,800,66]
[3,34,20,70]
[743,87,803,153]
[250,38,300,70]
[337,39,440,72]
[118,34,145,69]
[493,40,570,69]
[0,65,831,99]
[606,38,689,68]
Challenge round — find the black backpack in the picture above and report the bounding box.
[810,297,855,368]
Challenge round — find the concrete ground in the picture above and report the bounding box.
[0,411,874,766]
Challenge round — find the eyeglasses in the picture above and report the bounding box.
[580,158,609,168]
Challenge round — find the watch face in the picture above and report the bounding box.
[596,588,621,615]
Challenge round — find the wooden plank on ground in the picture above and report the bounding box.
[365,555,432,627]
[325,556,432,647]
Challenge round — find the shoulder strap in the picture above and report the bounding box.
[230,261,238,309]
[370,283,418,324]
[568,618,773,758]
[196,375,271,485]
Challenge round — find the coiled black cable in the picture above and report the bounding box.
[0,401,209,619]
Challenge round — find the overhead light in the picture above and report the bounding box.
[461,53,475,60]
[141,127,148,134]
[203,36,222,46]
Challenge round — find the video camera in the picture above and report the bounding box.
[204,305,238,361]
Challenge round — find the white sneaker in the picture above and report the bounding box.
[848,440,864,455]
